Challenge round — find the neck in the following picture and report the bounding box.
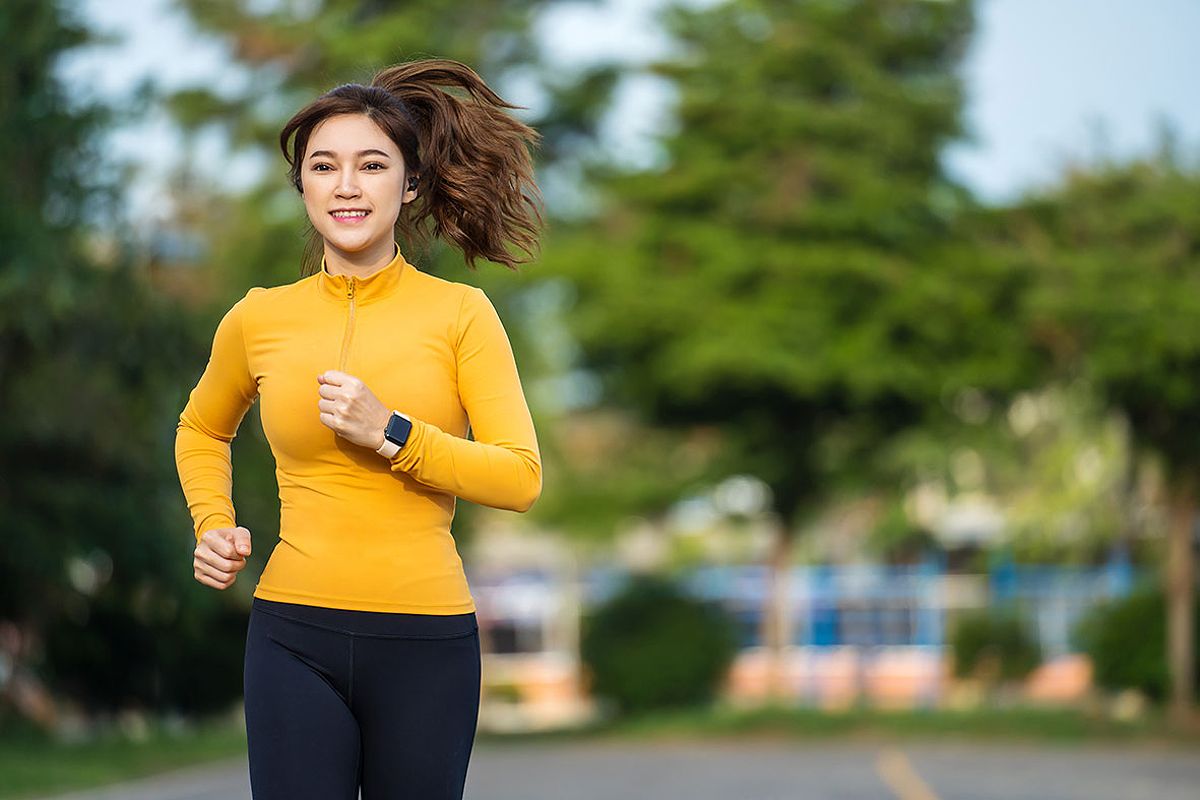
[323,237,398,279]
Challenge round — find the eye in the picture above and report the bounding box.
[312,163,332,171]
[364,162,386,170]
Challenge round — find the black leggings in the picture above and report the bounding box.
[243,596,481,799]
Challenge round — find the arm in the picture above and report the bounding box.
[175,290,260,543]
[387,286,542,512]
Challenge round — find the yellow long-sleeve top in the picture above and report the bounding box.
[174,241,541,614]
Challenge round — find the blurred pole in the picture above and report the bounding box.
[1166,472,1196,727]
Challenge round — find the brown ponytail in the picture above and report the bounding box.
[279,58,544,275]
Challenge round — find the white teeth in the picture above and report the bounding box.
[332,211,368,218]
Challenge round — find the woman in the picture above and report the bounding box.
[174,58,543,800]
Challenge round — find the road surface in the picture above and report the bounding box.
[31,738,1200,800]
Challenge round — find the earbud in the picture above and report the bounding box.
[407,176,419,192]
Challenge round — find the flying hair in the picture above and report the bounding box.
[279,58,544,274]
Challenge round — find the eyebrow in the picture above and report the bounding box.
[307,148,392,160]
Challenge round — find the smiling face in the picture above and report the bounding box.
[300,113,418,258]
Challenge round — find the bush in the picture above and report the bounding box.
[41,588,246,716]
[1074,581,1200,702]
[950,606,1041,683]
[579,573,739,717]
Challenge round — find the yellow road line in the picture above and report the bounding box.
[876,746,941,800]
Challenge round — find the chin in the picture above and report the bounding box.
[322,228,382,251]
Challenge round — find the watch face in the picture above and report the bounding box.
[385,412,413,446]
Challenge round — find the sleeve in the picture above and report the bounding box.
[174,290,260,544]
[387,285,542,512]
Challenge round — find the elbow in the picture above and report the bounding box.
[511,459,543,513]
[514,480,541,513]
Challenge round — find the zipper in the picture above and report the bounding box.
[337,276,356,370]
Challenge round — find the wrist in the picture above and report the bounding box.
[376,410,413,458]
[373,409,391,450]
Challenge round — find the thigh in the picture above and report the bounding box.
[243,606,362,800]
[353,628,482,800]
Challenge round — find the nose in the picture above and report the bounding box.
[336,167,361,197]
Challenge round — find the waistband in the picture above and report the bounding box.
[251,597,478,639]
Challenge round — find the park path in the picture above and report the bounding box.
[31,738,1200,800]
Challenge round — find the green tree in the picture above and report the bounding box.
[538,0,1040,695]
[0,0,236,728]
[988,147,1200,724]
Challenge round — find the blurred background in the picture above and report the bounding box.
[2,0,1200,798]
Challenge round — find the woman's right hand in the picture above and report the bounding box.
[194,526,253,590]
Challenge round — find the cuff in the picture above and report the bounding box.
[195,513,236,544]
[386,414,431,473]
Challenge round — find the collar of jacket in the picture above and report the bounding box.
[316,240,411,305]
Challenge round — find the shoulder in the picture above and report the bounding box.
[236,275,315,314]
[219,282,297,342]
[251,273,317,300]
[404,268,494,320]
[409,267,483,300]
[224,285,266,322]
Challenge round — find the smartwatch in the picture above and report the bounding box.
[376,410,412,458]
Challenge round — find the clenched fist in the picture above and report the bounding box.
[194,526,252,590]
[317,369,391,451]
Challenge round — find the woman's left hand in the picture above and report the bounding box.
[317,370,391,451]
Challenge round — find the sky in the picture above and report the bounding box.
[61,0,1200,223]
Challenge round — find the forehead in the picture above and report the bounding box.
[306,114,400,157]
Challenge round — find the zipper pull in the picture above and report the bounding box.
[348,277,355,299]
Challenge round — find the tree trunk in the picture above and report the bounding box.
[1166,472,1196,727]
[758,519,795,704]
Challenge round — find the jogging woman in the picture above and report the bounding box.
[174,58,543,799]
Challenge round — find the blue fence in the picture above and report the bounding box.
[583,553,1143,656]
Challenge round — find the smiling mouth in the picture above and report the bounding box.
[331,210,371,219]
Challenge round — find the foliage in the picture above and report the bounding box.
[986,145,1200,714]
[866,499,938,563]
[1074,581,1200,702]
[0,0,255,723]
[875,378,1133,563]
[984,149,1200,476]
[949,606,1040,682]
[538,0,1013,527]
[579,573,739,716]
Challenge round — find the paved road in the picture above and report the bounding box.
[31,738,1200,800]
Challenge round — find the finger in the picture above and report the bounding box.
[318,398,337,413]
[232,526,252,557]
[199,542,245,569]
[197,549,241,573]
[195,559,231,583]
[199,572,234,590]
[201,530,237,559]
[194,571,225,590]
[318,383,339,399]
[321,370,345,386]
[195,560,235,587]
[319,411,338,429]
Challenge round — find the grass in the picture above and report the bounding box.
[477,702,1200,747]
[0,715,247,800]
